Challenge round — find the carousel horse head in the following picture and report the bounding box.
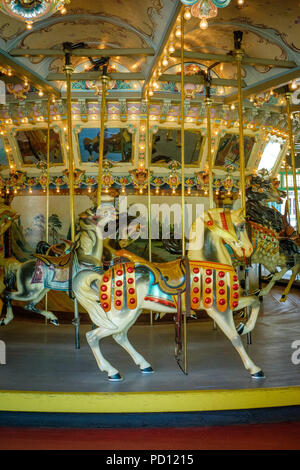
[246,173,286,206]
[203,208,253,259]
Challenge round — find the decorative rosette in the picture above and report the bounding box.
[151,176,165,194]
[115,176,131,194]
[26,176,38,193]
[53,176,65,193]
[84,176,97,193]
[129,168,150,194]
[185,177,196,194]
[9,170,26,193]
[165,161,181,194]
[39,174,48,192]
[213,178,223,194]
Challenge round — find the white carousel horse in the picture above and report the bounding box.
[73,208,263,381]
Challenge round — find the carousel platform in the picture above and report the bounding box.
[0,286,299,422]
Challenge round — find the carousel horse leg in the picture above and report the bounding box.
[113,329,153,374]
[9,287,59,326]
[259,266,290,297]
[280,263,300,302]
[86,327,123,381]
[235,295,260,336]
[0,298,14,326]
[206,307,265,378]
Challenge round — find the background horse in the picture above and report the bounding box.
[73,208,263,382]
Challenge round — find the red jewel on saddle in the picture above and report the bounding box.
[193,287,199,293]
[117,270,123,276]
[127,267,134,273]
[103,276,109,283]
[205,288,211,294]
[232,283,239,290]
[232,301,239,308]
[218,271,225,278]
[205,297,211,304]
[205,277,211,284]
[101,285,107,291]
[116,280,122,287]
[128,278,134,284]
[219,299,226,306]
[233,292,239,299]
[207,220,213,226]
[192,297,199,304]
[116,300,121,307]
[233,275,238,282]
[101,294,107,300]
[129,288,135,295]
[219,289,225,295]
[129,298,135,304]
[116,290,122,297]
[206,269,212,276]
[218,280,225,287]
[193,267,199,274]
[194,276,199,283]
[103,302,108,309]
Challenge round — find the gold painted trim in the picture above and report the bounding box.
[0,386,299,413]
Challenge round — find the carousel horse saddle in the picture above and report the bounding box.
[115,249,185,295]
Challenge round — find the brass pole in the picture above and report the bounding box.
[180,10,187,375]
[286,92,300,234]
[205,95,213,208]
[284,155,291,224]
[97,75,109,208]
[64,64,75,242]
[146,89,153,325]
[45,97,51,322]
[235,48,246,217]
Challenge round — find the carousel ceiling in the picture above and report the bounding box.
[0,0,299,177]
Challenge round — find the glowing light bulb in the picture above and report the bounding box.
[162,56,168,67]
[184,8,191,21]
[199,18,208,30]
[175,26,181,38]
[168,43,175,54]
[291,81,298,90]
[26,21,33,30]
[38,90,44,97]
[237,0,244,5]
[230,104,236,110]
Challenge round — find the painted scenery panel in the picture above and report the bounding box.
[214,134,255,169]
[78,128,132,163]
[151,129,203,166]
[16,129,63,165]
[0,137,8,167]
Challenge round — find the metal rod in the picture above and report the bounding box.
[145,89,153,326]
[205,96,213,209]
[180,10,187,375]
[97,76,109,208]
[284,155,291,224]
[64,65,75,242]
[286,92,300,234]
[45,97,51,322]
[235,49,246,217]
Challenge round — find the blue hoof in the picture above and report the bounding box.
[50,319,59,326]
[237,323,244,335]
[140,366,154,374]
[0,318,5,326]
[108,373,123,382]
[251,370,265,379]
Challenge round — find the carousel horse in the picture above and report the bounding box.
[0,201,20,295]
[73,208,264,381]
[0,205,134,326]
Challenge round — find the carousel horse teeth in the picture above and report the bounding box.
[108,373,123,382]
[140,366,154,374]
[251,370,265,379]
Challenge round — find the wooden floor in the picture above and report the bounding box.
[0,285,299,397]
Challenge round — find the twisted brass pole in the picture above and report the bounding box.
[97,75,109,208]
[286,92,300,234]
[146,89,153,325]
[205,95,213,209]
[235,48,246,218]
[64,63,75,242]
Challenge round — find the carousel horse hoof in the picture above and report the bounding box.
[140,366,154,374]
[190,314,197,320]
[237,322,245,335]
[50,319,59,326]
[108,373,123,382]
[251,370,265,379]
[155,313,161,321]
[0,318,5,326]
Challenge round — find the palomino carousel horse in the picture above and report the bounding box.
[73,208,264,381]
[0,204,133,326]
[0,200,19,296]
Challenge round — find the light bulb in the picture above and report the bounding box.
[175,26,181,38]
[291,81,298,90]
[38,90,44,97]
[230,104,236,110]
[26,21,33,30]
[199,18,208,30]
[168,43,175,54]
[237,0,244,5]
[184,8,191,21]
[162,56,168,67]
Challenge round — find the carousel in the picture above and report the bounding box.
[0,0,299,420]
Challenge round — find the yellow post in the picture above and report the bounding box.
[64,64,75,242]
[284,155,291,224]
[45,97,51,321]
[205,96,213,209]
[146,89,153,325]
[286,92,300,234]
[97,75,109,209]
